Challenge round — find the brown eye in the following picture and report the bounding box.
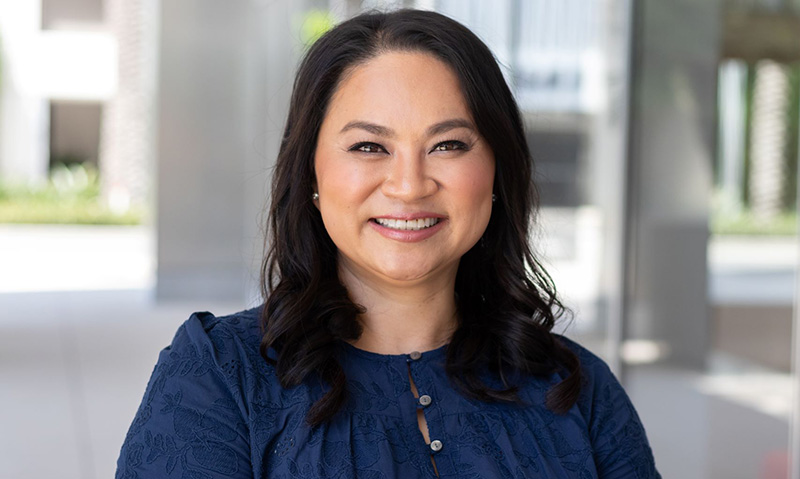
[432,140,468,152]
[350,142,385,153]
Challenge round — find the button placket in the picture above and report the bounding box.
[409,353,433,409]
[407,353,445,457]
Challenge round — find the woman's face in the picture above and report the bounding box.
[314,51,495,286]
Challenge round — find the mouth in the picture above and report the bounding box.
[371,217,442,231]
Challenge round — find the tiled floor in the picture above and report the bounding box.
[628,362,792,479]
[0,290,246,479]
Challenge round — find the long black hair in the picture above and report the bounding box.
[260,9,581,426]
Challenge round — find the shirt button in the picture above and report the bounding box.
[419,395,432,406]
[409,351,422,360]
[430,440,443,452]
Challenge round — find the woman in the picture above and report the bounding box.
[117,9,660,479]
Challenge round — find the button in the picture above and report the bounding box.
[430,440,443,452]
[409,351,422,360]
[419,395,432,406]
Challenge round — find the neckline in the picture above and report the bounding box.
[339,340,449,362]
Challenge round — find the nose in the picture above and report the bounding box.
[380,149,438,201]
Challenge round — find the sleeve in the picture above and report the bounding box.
[584,356,661,479]
[115,314,253,479]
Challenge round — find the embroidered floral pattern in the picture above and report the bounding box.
[117,308,661,478]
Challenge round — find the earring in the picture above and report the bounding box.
[312,192,319,201]
[492,193,496,203]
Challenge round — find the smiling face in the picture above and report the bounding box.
[313,51,495,287]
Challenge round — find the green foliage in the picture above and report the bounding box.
[299,9,335,47]
[711,209,797,236]
[0,163,143,225]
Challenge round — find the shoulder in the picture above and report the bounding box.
[164,305,270,395]
[551,334,624,403]
[552,334,629,421]
[554,334,616,387]
[116,307,266,478]
[133,305,267,406]
[554,334,606,366]
[553,334,661,478]
[171,305,263,353]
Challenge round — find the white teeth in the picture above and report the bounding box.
[375,217,440,231]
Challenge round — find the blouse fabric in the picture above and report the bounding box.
[116,307,660,479]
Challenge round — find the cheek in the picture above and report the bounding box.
[315,154,381,239]
[316,152,378,195]
[447,162,495,241]
[457,162,495,207]
[472,163,496,225]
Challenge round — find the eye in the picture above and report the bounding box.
[431,140,469,152]
[349,142,386,154]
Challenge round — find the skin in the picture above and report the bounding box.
[313,51,495,355]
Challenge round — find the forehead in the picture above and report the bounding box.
[323,51,472,127]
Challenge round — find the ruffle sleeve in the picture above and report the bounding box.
[559,336,661,479]
[116,312,253,479]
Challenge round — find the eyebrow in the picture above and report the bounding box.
[339,118,475,137]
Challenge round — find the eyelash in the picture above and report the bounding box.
[349,142,385,154]
[432,140,470,152]
[348,140,470,154]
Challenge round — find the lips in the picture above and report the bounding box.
[368,213,447,242]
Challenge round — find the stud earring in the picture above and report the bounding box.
[492,194,496,203]
[312,192,319,201]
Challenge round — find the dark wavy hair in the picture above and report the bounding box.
[260,9,581,426]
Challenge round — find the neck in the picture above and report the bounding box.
[339,262,459,355]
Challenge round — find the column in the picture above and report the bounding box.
[155,0,306,302]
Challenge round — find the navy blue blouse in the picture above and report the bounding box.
[116,307,660,478]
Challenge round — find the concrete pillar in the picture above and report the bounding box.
[0,0,50,185]
[588,0,635,373]
[624,0,719,368]
[155,0,306,302]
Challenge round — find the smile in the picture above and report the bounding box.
[373,218,441,231]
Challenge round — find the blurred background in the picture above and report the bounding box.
[0,0,799,477]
